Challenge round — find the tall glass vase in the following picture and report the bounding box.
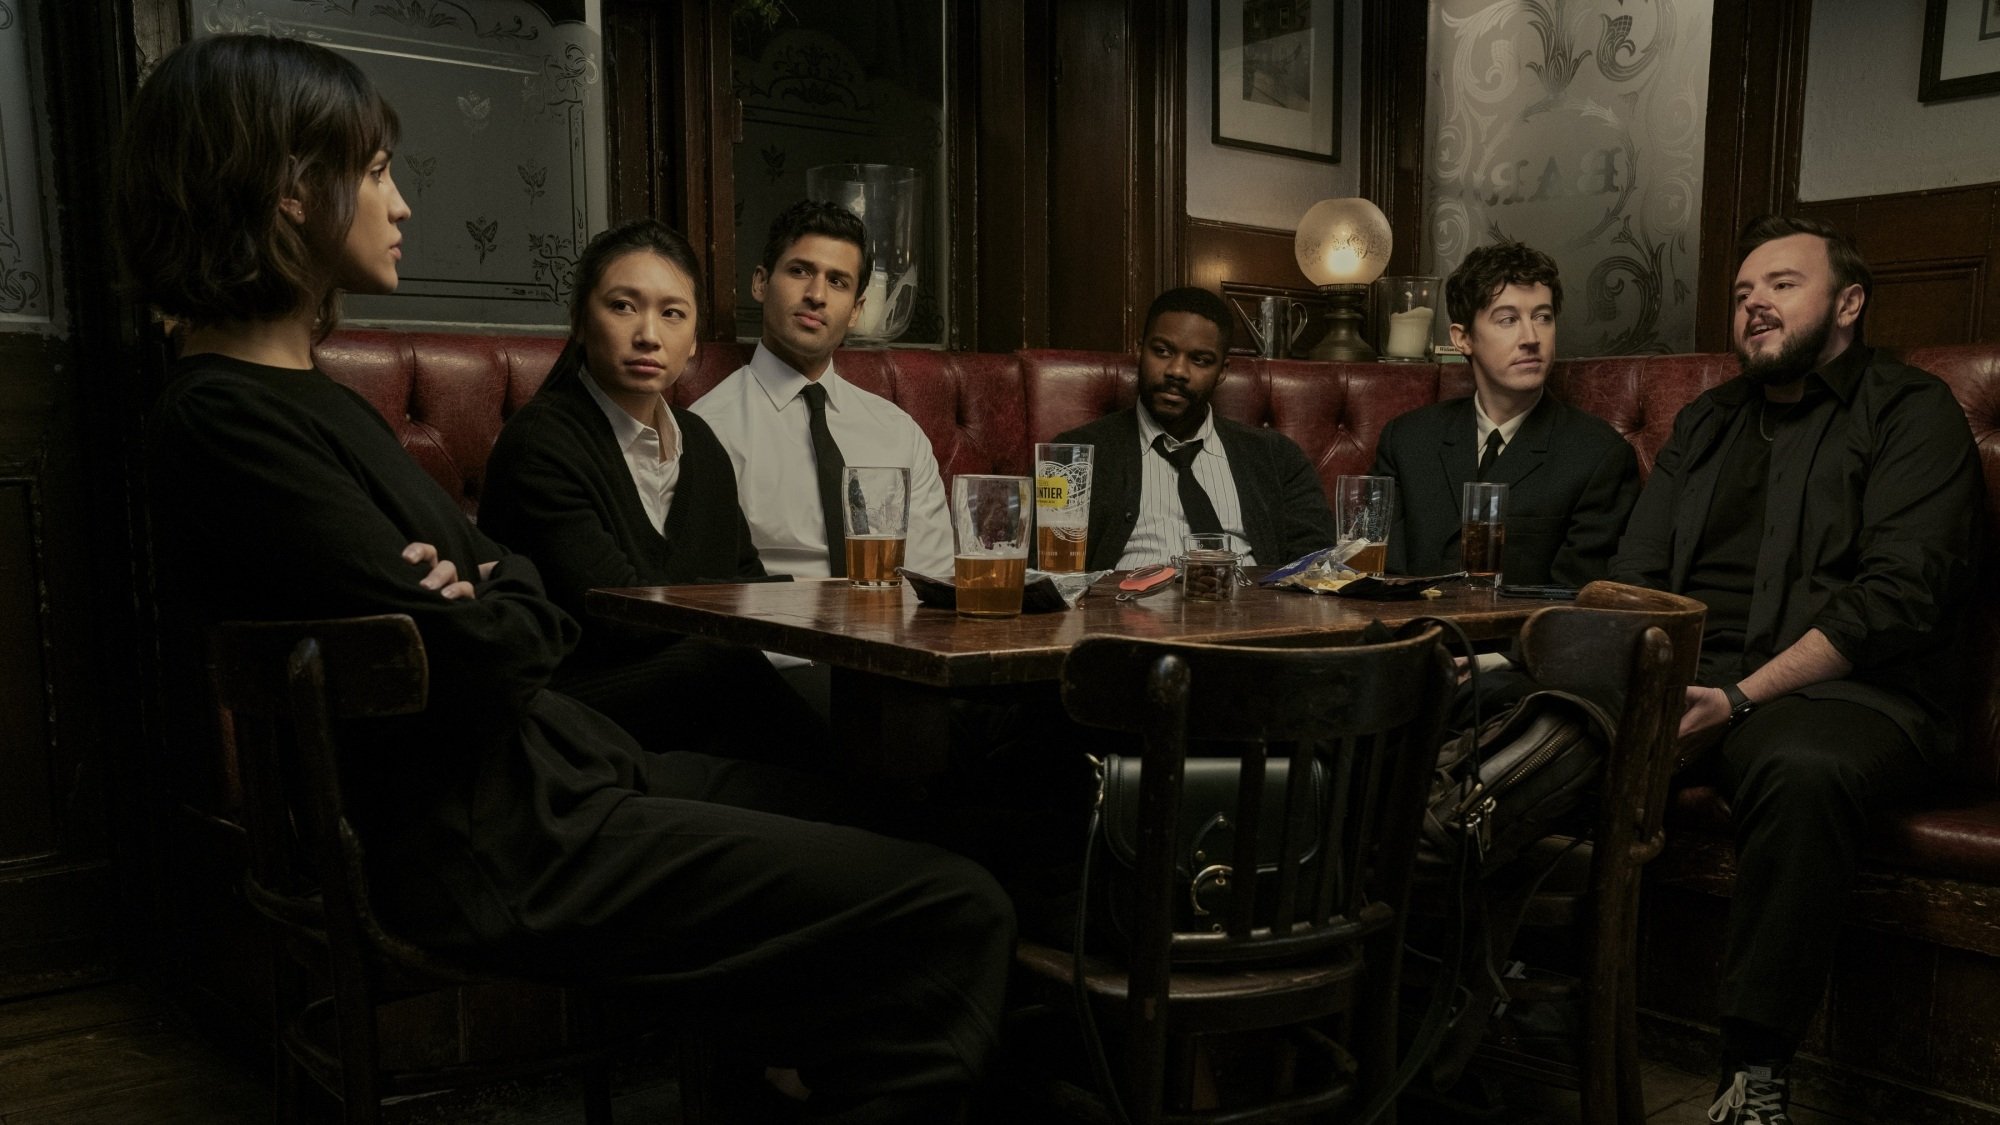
[806,164,921,345]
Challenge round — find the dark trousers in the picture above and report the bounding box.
[383,693,1014,1125]
[1707,695,1932,1048]
[554,637,831,770]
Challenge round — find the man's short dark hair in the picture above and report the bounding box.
[1737,214,1873,326]
[1142,286,1233,354]
[1445,241,1564,329]
[760,199,872,283]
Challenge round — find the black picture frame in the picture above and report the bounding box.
[1920,0,2000,102]
[1211,0,1340,164]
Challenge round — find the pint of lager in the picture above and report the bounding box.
[1459,481,1507,589]
[842,466,911,589]
[1335,474,1396,577]
[1033,442,1093,573]
[951,474,1033,617]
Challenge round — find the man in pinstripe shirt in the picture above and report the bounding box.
[1054,287,1337,571]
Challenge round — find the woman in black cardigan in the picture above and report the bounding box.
[481,220,825,759]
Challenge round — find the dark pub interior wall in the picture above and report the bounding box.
[4,0,2000,1009]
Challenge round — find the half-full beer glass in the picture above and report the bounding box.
[952,474,1032,617]
[1460,481,1507,590]
[1335,475,1396,575]
[1034,442,1093,573]
[843,466,910,588]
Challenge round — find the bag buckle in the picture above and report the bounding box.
[1191,863,1232,923]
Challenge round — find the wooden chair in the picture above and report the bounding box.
[1467,581,1706,1124]
[1005,625,1454,1124]
[207,614,619,1125]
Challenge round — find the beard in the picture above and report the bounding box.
[1735,301,1834,386]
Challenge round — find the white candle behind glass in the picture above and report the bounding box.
[1384,306,1434,359]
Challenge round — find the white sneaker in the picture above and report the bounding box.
[1707,1064,1792,1124]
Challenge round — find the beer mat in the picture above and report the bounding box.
[1327,573,1460,599]
[897,568,1075,613]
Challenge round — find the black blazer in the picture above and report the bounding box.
[1371,393,1639,586]
[480,367,765,668]
[1053,407,1338,571]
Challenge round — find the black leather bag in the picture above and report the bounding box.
[1086,754,1327,957]
[1416,688,1614,876]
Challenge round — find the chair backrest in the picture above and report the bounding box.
[1061,627,1453,976]
[207,615,430,967]
[1517,582,1706,855]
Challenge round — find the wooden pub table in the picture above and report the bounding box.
[587,574,1535,776]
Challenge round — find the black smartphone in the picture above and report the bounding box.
[1497,584,1580,600]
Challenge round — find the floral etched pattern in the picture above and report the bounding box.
[465,217,498,264]
[1427,0,1706,354]
[0,219,45,316]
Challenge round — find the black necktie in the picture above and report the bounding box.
[800,383,848,576]
[1153,434,1223,535]
[1476,429,1504,479]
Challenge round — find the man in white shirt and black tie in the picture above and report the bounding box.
[1052,286,1336,571]
[1371,241,1639,585]
[692,199,954,580]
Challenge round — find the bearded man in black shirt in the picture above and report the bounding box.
[1611,215,1983,1125]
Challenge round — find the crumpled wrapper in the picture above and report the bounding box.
[1030,568,1110,609]
[1257,540,1371,594]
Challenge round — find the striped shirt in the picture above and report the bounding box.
[1116,406,1254,569]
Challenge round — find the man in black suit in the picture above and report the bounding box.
[1053,286,1337,570]
[1372,242,1639,585]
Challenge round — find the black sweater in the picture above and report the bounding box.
[479,366,765,670]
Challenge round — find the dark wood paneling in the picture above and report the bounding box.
[1360,0,1429,277]
[1798,185,2000,347]
[603,0,665,222]
[1697,0,1813,351]
[0,478,54,857]
[974,2,1051,350]
[1184,218,1306,294]
[1042,0,1183,352]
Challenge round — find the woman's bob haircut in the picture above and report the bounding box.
[116,34,400,335]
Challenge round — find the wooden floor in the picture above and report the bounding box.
[0,980,1870,1124]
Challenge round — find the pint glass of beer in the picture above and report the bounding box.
[951,474,1032,618]
[1034,442,1094,572]
[1460,481,1507,590]
[842,466,910,588]
[1335,475,1396,576]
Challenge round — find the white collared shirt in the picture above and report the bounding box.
[1473,389,1543,462]
[690,343,954,578]
[580,370,682,533]
[1117,406,1254,569]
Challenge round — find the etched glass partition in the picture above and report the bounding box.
[0,0,54,329]
[1424,0,1711,355]
[732,3,951,346]
[195,0,607,331]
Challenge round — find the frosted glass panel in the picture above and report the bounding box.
[0,0,54,327]
[195,0,607,330]
[1425,0,1711,355]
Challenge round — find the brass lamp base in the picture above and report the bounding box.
[1308,283,1376,362]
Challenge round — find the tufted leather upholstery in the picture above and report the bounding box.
[1018,351,1437,503]
[310,329,2000,882]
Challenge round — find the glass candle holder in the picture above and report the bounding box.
[1373,276,1443,362]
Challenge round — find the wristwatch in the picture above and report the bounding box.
[1722,683,1757,725]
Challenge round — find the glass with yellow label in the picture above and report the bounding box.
[952,474,1033,617]
[1033,442,1093,573]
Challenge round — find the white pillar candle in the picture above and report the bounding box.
[1384,306,1434,359]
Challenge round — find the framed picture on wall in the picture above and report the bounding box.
[1212,0,1340,163]
[1920,0,2000,102]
